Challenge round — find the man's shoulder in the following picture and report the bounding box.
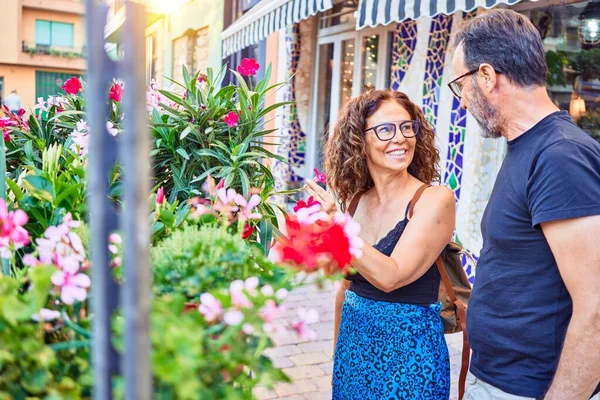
[532,116,600,162]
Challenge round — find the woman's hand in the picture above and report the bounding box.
[304,179,338,214]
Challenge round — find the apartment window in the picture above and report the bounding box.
[172,27,209,83]
[35,20,74,48]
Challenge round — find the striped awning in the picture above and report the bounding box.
[356,0,521,29]
[222,0,333,58]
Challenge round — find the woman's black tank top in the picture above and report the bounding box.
[346,201,441,305]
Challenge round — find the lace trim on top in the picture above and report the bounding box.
[372,218,409,257]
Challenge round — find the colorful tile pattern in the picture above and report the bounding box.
[390,20,418,90]
[273,24,307,195]
[422,15,453,128]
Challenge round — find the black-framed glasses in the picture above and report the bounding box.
[364,120,420,141]
[447,68,478,100]
[448,66,502,100]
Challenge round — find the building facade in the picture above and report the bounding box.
[0,0,86,111]
[222,0,600,281]
[105,0,224,87]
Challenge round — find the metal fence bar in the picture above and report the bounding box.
[122,1,152,398]
[86,1,121,399]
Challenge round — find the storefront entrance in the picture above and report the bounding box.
[306,8,395,173]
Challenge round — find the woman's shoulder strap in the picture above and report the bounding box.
[347,192,363,217]
[406,184,431,220]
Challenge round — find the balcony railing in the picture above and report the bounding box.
[22,41,86,59]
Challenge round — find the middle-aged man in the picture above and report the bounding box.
[449,9,600,400]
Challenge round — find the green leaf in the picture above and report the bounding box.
[22,175,55,202]
[176,148,190,160]
[6,179,23,201]
[239,169,250,198]
[258,219,273,255]
[179,126,192,140]
[257,101,294,119]
[230,70,250,93]
[159,208,175,226]
[54,184,81,205]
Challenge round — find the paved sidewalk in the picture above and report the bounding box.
[254,281,464,400]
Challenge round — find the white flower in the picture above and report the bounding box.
[275,288,288,300]
[224,310,244,326]
[260,285,274,297]
[32,308,61,322]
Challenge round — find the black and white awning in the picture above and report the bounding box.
[356,0,522,29]
[222,0,333,58]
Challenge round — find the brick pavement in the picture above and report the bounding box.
[254,281,464,400]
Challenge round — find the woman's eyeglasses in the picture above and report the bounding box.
[363,120,420,141]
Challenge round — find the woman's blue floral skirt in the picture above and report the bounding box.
[332,291,450,400]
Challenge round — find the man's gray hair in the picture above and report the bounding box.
[453,9,547,87]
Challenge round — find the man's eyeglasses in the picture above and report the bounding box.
[364,120,420,141]
[447,66,501,100]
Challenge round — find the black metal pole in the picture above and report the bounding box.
[86,1,121,399]
[122,1,152,398]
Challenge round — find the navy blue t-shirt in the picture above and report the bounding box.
[468,111,600,398]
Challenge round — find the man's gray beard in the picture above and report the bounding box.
[470,81,504,139]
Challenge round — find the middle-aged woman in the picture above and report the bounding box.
[304,89,455,399]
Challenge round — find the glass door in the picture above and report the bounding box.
[306,26,392,177]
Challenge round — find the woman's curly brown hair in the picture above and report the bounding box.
[324,89,441,210]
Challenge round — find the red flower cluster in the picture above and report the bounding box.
[237,58,260,77]
[109,83,124,102]
[62,77,82,95]
[273,206,362,274]
[1,106,29,143]
[293,196,320,213]
[223,111,239,127]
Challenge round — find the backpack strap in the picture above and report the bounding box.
[347,192,363,217]
[408,184,470,400]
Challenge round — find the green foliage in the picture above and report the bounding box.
[151,224,291,300]
[10,144,86,239]
[149,65,291,250]
[0,266,91,399]
[545,50,569,86]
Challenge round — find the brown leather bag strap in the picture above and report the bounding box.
[347,192,363,217]
[436,257,470,400]
[411,184,469,400]
[407,184,430,220]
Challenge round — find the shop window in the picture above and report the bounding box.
[522,1,600,142]
[35,20,74,48]
[361,34,379,91]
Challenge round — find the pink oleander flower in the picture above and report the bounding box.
[109,82,124,102]
[293,196,321,213]
[260,299,279,324]
[313,168,326,184]
[237,58,260,77]
[32,308,61,322]
[62,77,82,95]
[110,256,122,269]
[242,323,254,335]
[229,280,252,309]
[3,131,9,144]
[51,262,91,305]
[17,109,26,117]
[234,194,262,223]
[290,307,319,339]
[0,199,30,257]
[23,253,40,267]
[223,111,239,127]
[199,293,223,322]
[109,233,122,244]
[214,188,239,216]
[156,186,165,206]
[197,74,207,84]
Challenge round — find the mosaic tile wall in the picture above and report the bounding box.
[390,20,418,90]
[273,23,308,200]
